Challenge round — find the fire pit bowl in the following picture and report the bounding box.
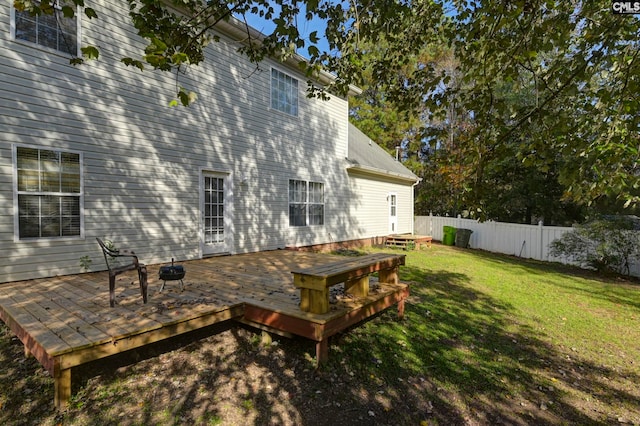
[158,258,185,292]
[158,265,185,281]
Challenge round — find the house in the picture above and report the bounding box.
[0,1,419,284]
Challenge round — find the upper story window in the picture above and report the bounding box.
[14,146,83,239]
[271,68,299,117]
[289,179,324,227]
[12,1,79,56]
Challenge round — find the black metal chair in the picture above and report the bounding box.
[96,237,148,307]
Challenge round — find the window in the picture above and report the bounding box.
[12,1,79,55]
[14,146,82,239]
[389,194,397,217]
[271,68,299,116]
[289,180,324,227]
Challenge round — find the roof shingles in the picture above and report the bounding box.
[346,123,419,182]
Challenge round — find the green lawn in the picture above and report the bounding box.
[326,245,640,425]
[1,244,639,425]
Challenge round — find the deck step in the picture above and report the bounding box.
[385,235,432,250]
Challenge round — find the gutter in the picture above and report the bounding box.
[411,177,423,234]
[346,164,419,184]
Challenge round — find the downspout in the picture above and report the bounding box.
[411,177,422,235]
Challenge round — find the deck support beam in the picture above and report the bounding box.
[54,365,71,410]
[243,284,410,367]
[316,339,329,364]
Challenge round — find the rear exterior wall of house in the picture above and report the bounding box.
[0,1,414,283]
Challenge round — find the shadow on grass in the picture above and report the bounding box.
[1,253,639,425]
[316,264,640,425]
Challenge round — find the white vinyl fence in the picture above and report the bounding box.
[414,214,640,277]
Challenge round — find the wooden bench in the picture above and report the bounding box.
[291,253,406,314]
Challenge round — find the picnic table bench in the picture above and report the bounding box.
[291,253,406,314]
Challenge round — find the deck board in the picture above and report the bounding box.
[8,290,95,354]
[0,250,409,409]
[0,301,71,356]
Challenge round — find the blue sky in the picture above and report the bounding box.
[238,8,332,59]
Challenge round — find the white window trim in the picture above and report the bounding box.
[12,144,85,242]
[10,1,82,58]
[270,66,300,118]
[288,179,325,227]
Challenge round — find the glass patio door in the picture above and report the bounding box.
[202,173,231,255]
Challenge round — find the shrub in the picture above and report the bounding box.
[549,216,640,275]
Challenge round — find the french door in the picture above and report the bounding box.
[201,173,231,255]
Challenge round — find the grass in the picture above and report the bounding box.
[324,245,640,424]
[1,244,639,425]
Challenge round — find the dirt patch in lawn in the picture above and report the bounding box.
[2,322,432,426]
[1,316,639,426]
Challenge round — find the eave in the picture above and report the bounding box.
[346,164,419,184]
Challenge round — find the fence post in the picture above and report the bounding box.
[491,220,496,253]
[429,211,433,236]
[538,220,544,260]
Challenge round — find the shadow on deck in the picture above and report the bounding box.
[0,250,409,409]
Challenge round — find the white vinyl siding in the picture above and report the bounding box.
[347,173,415,238]
[11,1,79,56]
[14,145,83,240]
[0,0,360,283]
[271,68,298,116]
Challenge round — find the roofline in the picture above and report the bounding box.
[346,164,419,184]
[216,17,362,97]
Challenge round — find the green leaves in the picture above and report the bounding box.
[11,0,639,212]
[307,45,320,59]
[84,7,97,19]
[433,1,640,211]
[121,58,145,71]
[70,45,99,66]
[81,46,99,60]
[61,5,74,18]
[550,217,640,275]
[170,87,198,107]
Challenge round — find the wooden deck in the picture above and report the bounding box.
[0,250,409,409]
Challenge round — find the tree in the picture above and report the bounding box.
[436,73,587,224]
[15,0,640,209]
[347,30,585,224]
[348,39,427,155]
[440,1,640,210]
